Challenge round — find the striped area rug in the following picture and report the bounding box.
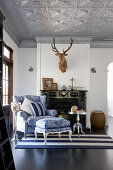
[15,134,113,149]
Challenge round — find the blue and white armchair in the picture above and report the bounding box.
[13,95,57,138]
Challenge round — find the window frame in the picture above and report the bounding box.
[2,44,13,105]
[3,61,10,105]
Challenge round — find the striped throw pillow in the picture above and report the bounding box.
[30,102,45,117]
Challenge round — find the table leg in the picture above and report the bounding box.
[69,130,72,141]
[73,123,77,132]
[80,124,85,134]
[77,125,80,136]
[77,115,80,136]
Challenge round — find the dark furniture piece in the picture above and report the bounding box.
[41,90,87,128]
[3,105,10,135]
[0,10,15,170]
[0,10,5,103]
[0,102,15,170]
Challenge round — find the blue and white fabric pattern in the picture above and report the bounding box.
[36,117,70,129]
[14,95,58,135]
[45,109,57,117]
[27,116,52,127]
[30,102,45,117]
[35,126,71,133]
[14,95,47,110]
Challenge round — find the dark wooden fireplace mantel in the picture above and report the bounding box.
[41,90,87,128]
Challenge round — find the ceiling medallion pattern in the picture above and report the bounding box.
[14,0,113,42]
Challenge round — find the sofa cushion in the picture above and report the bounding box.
[30,102,45,116]
[14,95,47,110]
[36,117,70,129]
[21,97,33,116]
[27,116,52,127]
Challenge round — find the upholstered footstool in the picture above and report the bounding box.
[35,117,72,145]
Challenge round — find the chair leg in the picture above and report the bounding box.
[35,131,37,140]
[24,132,26,139]
[43,133,48,145]
[69,130,72,141]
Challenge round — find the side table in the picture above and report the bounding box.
[68,110,87,136]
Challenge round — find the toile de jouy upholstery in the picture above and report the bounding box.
[13,95,57,137]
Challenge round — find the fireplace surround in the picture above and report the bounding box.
[41,90,87,128]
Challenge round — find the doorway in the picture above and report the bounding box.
[107,62,113,117]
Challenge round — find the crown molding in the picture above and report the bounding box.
[19,40,37,48]
[35,36,93,44]
[0,9,5,21]
[4,27,113,48]
[18,38,113,48]
[91,41,113,48]
[3,25,19,46]
[17,39,113,48]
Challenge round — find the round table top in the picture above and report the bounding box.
[68,110,87,115]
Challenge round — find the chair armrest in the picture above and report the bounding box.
[12,101,29,121]
[17,111,30,121]
[45,109,57,117]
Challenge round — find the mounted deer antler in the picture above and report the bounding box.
[51,38,74,73]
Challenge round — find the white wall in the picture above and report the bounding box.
[37,44,90,91]
[90,48,113,125]
[3,30,37,95]
[17,48,37,95]
[37,43,91,127]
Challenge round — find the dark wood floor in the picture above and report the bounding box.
[11,116,113,170]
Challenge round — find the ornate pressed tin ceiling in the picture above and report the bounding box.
[1,0,113,47]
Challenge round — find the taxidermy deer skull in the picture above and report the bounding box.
[51,38,74,73]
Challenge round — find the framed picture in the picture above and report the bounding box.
[42,78,53,90]
[51,83,58,90]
